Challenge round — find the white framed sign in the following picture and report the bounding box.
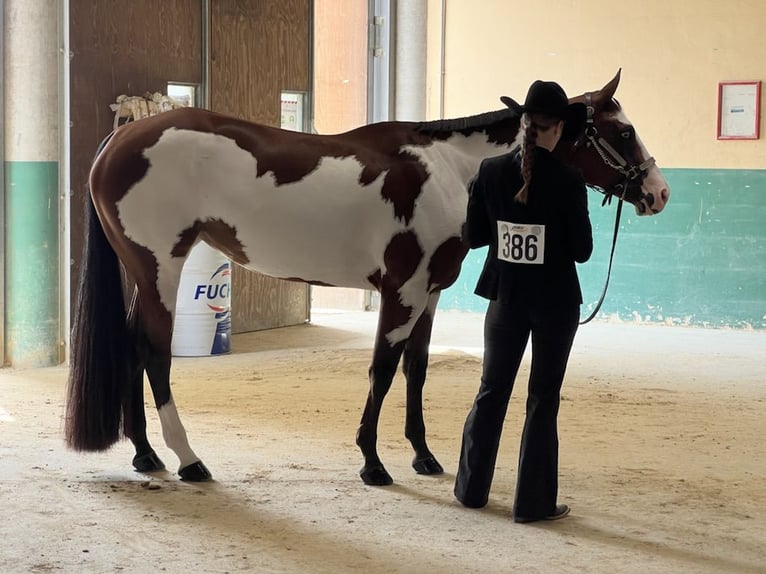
[717,81,761,140]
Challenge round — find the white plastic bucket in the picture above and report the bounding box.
[171,242,232,357]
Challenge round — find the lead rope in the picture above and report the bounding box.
[580,195,623,325]
[577,92,629,325]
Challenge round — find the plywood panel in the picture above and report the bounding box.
[69,0,202,310]
[211,0,311,333]
[211,0,310,123]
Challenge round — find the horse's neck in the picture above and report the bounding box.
[412,130,517,182]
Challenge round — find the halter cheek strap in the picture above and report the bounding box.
[577,93,639,325]
[579,92,656,202]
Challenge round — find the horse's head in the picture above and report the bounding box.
[565,70,670,215]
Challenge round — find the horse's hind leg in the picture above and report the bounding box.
[124,287,165,473]
[135,275,211,482]
[356,292,406,486]
[402,291,443,476]
[144,337,211,481]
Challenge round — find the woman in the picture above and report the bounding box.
[454,80,593,523]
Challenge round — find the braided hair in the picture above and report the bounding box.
[514,113,560,204]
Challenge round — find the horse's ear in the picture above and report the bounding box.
[500,96,522,113]
[596,69,621,104]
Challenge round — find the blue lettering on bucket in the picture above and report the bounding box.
[193,282,231,301]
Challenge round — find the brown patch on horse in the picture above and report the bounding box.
[216,124,328,185]
[171,225,200,258]
[367,269,383,291]
[382,231,424,290]
[170,218,249,264]
[366,231,425,333]
[359,165,383,186]
[215,117,431,224]
[213,122,396,186]
[367,231,423,293]
[486,116,523,146]
[428,236,468,291]
[380,152,429,224]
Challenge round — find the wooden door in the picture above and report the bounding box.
[69,0,203,315]
[210,0,311,332]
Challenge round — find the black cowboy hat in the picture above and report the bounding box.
[501,80,587,142]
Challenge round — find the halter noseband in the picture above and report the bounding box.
[579,93,656,205]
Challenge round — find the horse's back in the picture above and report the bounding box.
[88,109,421,287]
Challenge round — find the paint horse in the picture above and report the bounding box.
[65,70,669,486]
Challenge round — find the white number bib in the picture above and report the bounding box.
[497,221,545,264]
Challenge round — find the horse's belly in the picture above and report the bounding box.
[233,216,393,288]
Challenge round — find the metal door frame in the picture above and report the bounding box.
[0,0,6,360]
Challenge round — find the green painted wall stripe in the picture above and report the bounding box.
[5,161,60,366]
[441,169,766,330]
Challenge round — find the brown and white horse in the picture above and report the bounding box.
[65,71,669,485]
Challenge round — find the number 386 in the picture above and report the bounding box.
[502,231,538,262]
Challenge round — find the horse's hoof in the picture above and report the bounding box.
[413,456,444,475]
[179,461,213,482]
[133,451,166,473]
[360,464,394,486]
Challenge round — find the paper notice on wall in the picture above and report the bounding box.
[719,83,760,139]
[281,92,305,132]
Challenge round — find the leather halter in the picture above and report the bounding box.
[578,92,656,206]
[576,92,657,325]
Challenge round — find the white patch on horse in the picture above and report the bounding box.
[157,399,201,469]
[117,128,404,313]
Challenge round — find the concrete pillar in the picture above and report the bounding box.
[3,0,60,367]
[394,0,427,121]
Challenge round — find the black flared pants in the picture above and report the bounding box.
[454,298,579,517]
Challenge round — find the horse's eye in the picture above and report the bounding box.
[621,129,633,140]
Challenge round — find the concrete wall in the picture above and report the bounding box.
[3,1,61,366]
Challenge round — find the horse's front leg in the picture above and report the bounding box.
[356,296,406,485]
[402,292,443,476]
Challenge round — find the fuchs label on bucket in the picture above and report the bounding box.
[497,221,545,264]
[172,243,232,356]
[192,262,231,311]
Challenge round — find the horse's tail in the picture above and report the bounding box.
[65,137,131,451]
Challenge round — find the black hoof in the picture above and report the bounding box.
[360,464,394,486]
[413,455,444,475]
[133,451,166,473]
[179,461,213,482]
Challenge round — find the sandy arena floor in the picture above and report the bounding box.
[1,309,764,573]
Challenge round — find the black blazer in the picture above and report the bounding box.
[464,147,593,309]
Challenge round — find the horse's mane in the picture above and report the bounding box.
[414,108,518,137]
